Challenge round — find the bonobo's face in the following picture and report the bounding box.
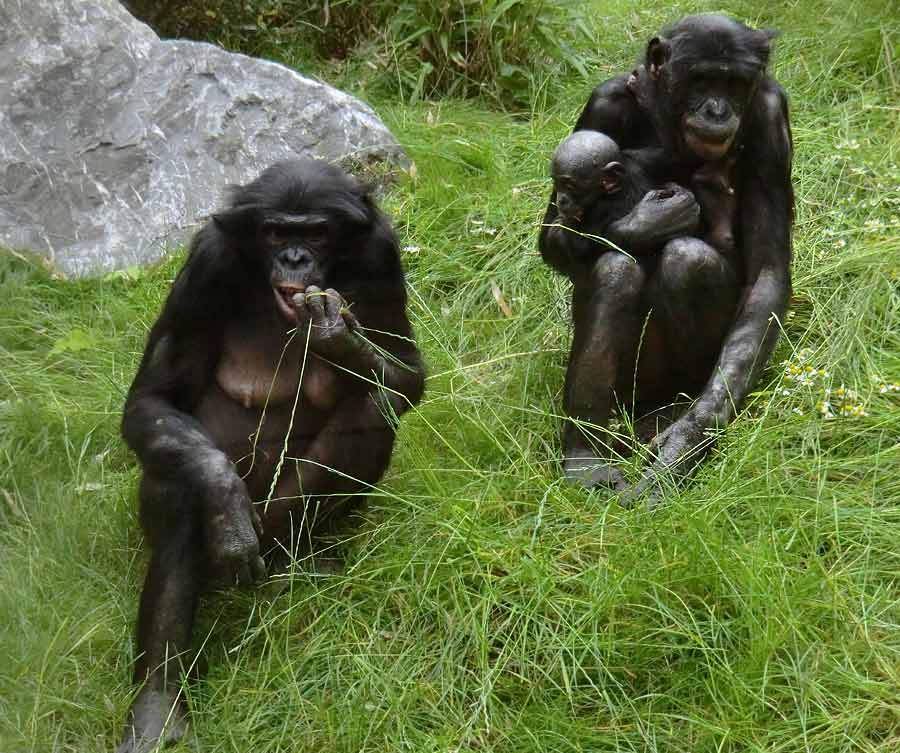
[648,15,771,162]
[259,213,332,324]
[213,159,375,325]
[679,65,756,161]
[552,132,625,222]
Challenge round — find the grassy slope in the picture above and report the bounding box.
[1,0,898,751]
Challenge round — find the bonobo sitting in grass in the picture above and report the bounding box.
[117,160,424,753]
[540,14,793,507]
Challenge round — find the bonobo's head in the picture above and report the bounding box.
[644,15,775,161]
[212,159,376,324]
[552,131,626,222]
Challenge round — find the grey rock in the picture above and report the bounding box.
[0,0,408,277]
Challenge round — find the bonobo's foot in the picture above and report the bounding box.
[116,688,187,753]
[562,454,628,492]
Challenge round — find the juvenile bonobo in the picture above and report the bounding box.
[539,15,793,506]
[117,159,424,752]
[544,130,699,267]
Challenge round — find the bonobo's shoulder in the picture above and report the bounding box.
[754,78,790,123]
[573,73,640,137]
[588,73,633,101]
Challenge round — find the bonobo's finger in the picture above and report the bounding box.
[341,307,361,332]
[235,561,253,587]
[251,556,267,583]
[323,288,343,323]
[618,480,653,510]
[250,505,264,538]
[305,286,325,322]
[291,292,313,330]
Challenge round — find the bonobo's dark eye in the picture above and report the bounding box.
[301,226,329,246]
[265,227,290,246]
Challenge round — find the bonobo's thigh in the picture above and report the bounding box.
[566,252,649,418]
[645,237,740,396]
[259,395,397,550]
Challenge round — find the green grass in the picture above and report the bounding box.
[1,1,899,751]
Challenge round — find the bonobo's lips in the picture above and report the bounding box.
[683,118,739,161]
[273,283,304,323]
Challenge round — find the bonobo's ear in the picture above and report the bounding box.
[334,189,376,228]
[212,204,262,236]
[646,36,671,77]
[600,161,625,194]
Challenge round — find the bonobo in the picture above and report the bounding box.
[117,160,424,752]
[539,14,793,506]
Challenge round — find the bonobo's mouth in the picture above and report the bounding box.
[683,118,739,161]
[273,283,304,323]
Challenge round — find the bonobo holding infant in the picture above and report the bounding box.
[540,13,793,506]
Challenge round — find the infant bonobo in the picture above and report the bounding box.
[548,130,735,265]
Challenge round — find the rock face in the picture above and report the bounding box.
[0,0,408,277]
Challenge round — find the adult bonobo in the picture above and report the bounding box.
[118,160,424,752]
[539,15,793,507]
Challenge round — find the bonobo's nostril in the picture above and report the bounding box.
[703,98,728,120]
[282,247,311,267]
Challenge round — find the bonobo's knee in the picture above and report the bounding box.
[658,238,721,294]
[587,252,646,301]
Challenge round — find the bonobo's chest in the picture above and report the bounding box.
[193,318,343,475]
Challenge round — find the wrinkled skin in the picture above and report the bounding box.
[539,14,793,507]
[117,160,424,752]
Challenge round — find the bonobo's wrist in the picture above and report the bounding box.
[199,455,246,510]
[687,402,730,432]
[312,330,365,362]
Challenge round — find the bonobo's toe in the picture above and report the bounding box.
[617,474,665,511]
[116,688,187,753]
[562,456,628,492]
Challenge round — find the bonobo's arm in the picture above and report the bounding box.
[573,74,647,141]
[605,184,700,254]
[302,286,425,417]
[538,202,595,276]
[693,83,793,425]
[623,81,793,508]
[297,221,425,414]
[121,253,230,489]
[121,240,264,582]
[539,186,698,273]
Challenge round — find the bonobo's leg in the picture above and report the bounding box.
[117,477,201,753]
[562,253,647,491]
[259,394,397,554]
[620,237,740,510]
[648,237,740,394]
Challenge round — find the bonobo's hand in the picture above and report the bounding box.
[292,286,360,357]
[204,473,265,586]
[625,183,700,244]
[618,410,715,511]
[555,207,584,226]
